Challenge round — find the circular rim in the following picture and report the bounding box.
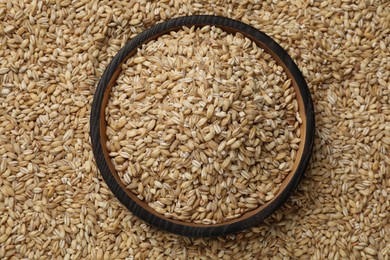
[90,15,315,237]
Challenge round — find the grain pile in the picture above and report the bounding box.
[105,25,300,224]
[0,0,389,259]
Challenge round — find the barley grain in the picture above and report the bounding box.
[106,26,301,223]
[0,0,389,258]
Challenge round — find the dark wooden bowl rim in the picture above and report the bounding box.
[90,15,315,237]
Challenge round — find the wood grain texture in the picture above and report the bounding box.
[90,15,315,237]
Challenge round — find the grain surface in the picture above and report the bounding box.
[105,25,300,224]
[0,0,389,259]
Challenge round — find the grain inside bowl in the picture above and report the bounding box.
[105,25,301,224]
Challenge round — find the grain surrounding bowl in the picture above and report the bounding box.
[0,0,389,258]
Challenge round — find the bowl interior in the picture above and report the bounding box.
[98,23,309,228]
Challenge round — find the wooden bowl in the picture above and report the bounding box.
[90,15,315,237]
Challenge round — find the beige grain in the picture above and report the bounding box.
[106,26,300,223]
[0,0,389,259]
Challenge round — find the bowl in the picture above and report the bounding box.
[90,15,315,237]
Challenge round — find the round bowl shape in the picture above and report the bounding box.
[90,15,315,237]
